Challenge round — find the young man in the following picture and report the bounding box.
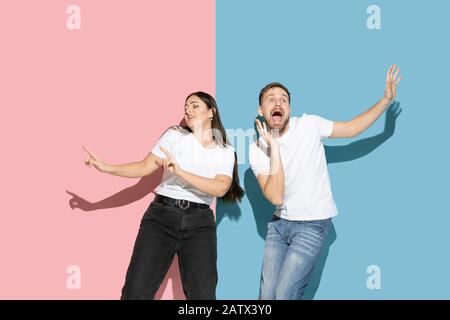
[249,65,402,300]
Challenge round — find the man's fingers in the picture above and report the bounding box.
[386,65,394,81]
[255,119,263,135]
[395,75,403,85]
[255,119,262,130]
[390,64,396,78]
[393,66,400,80]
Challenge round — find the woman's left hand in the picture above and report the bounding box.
[157,146,182,176]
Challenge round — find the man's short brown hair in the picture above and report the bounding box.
[259,82,291,106]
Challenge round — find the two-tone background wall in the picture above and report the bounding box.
[1,0,449,299]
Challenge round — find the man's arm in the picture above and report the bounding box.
[254,120,285,206]
[331,64,402,138]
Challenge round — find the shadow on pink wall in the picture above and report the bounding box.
[66,168,186,300]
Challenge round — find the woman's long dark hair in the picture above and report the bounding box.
[181,91,244,203]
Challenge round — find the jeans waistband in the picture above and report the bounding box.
[154,194,209,210]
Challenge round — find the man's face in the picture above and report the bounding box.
[258,86,291,133]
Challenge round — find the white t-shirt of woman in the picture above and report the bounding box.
[151,127,235,205]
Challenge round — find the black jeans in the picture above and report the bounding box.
[120,200,218,300]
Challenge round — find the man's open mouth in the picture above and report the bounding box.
[271,110,284,123]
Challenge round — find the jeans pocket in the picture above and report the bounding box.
[267,215,281,226]
[200,208,216,226]
[306,218,331,234]
[141,201,165,223]
[149,201,165,210]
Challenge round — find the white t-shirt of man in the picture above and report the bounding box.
[249,114,338,221]
[151,127,235,205]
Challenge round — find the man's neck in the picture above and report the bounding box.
[270,120,290,139]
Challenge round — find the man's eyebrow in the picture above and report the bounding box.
[266,93,288,99]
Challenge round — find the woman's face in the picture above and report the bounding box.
[184,95,213,130]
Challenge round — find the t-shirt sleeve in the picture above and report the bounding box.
[215,147,235,178]
[309,114,334,139]
[150,128,178,158]
[249,142,270,177]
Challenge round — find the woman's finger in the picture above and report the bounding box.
[89,159,97,167]
[82,145,97,159]
[82,145,92,155]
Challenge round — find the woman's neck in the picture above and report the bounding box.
[193,124,216,148]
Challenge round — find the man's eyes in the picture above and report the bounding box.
[267,98,286,103]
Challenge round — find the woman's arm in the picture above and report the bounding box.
[178,171,232,197]
[105,152,163,178]
[84,146,162,178]
[157,146,232,197]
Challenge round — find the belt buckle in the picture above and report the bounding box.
[176,199,190,209]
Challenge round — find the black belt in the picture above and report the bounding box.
[154,194,209,210]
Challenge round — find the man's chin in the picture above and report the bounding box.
[268,120,289,134]
[270,123,283,130]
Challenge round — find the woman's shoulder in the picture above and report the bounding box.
[161,125,191,138]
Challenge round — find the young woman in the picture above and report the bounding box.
[83,91,244,300]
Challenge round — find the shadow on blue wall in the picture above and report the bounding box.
[217,101,402,299]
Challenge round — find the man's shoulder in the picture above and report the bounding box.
[292,113,325,129]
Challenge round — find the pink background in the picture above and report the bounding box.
[0,0,215,299]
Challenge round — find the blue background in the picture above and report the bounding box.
[215,0,450,299]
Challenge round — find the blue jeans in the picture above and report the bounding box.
[259,216,331,300]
